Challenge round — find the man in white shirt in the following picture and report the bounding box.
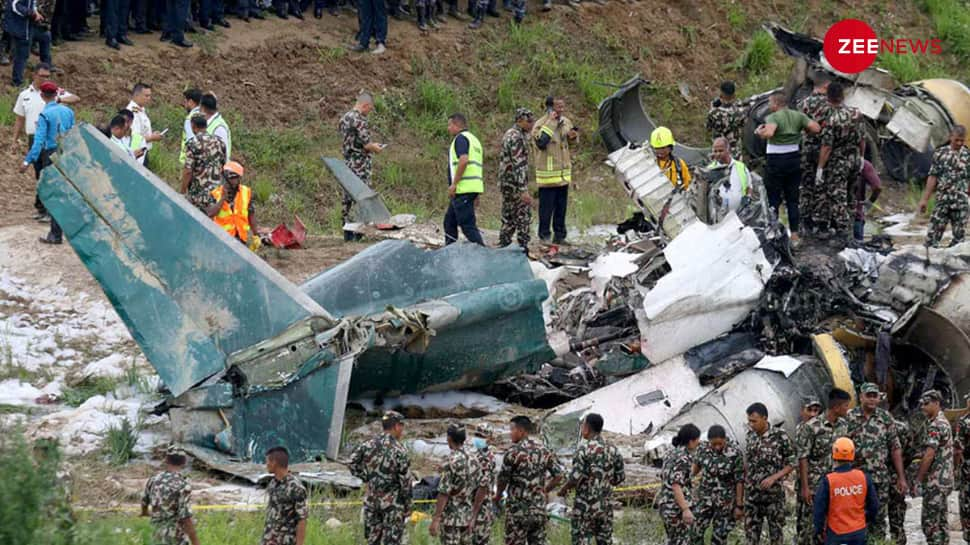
[12,62,79,221]
[708,137,753,222]
[199,92,231,159]
[179,88,203,165]
[109,114,135,158]
[125,82,165,167]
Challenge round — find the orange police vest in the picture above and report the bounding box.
[211,185,252,242]
[826,469,867,534]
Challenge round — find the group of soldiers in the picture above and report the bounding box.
[656,384,963,545]
[707,75,970,248]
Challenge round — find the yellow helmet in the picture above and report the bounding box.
[650,126,675,149]
[832,436,855,461]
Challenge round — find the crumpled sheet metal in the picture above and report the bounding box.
[322,157,392,225]
[637,213,774,363]
[181,443,362,490]
[37,124,332,397]
[607,146,696,239]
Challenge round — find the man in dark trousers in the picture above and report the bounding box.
[444,112,485,246]
[813,437,879,545]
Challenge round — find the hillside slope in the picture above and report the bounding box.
[0,0,964,234]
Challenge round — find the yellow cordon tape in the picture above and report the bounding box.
[77,483,661,514]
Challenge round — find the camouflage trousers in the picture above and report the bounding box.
[889,484,908,545]
[570,509,613,545]
[504,513,546,545]
[499,188,532,248]
[470,516,493,545]
[866,483,890,544]
[816,155,856,233]
[694,501,736,545]
[921,486,951,545]
[961,474,970,543]
[150,520,190,545]
[441,525,471,545]
[660,512,691,545]
[744,495,786,545]
[796,496,817,545]
[926,191,969,247]
[341,167,372,226]
[799,146,820,231]
[363,505,407,545]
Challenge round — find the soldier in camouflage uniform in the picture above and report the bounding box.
[706,81,747,161]
[468,424,497,545]
[559,413,625,545]
[141,447,201,545]
[815,82,863,236]
[798,73,832,233]
[955,393,970,544]
[844,383,908,543]
[743,402,795,545]
[498,108,535,250]
[338,92,385,240]
[919,125,970,247]
[349,410,412,545]
[889,416,919,545]
[692,424,743,545]
[181,115,227,212]
[261,447,308,545]
[656,424,701,545]
[496,415,564,545]
[431,424,479,545]
[915,389,954,545]
[795,389,851,545]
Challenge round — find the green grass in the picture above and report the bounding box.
[733,30,776,74]
[876,51,946,83]
[727,4,747,30]
[61,377,119,407]
[921,0,970,61]
[103,418,139,466]
[0,91,16,127]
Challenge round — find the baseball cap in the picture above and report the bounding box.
[920,390,943,404]
[515,107,534,121]
[382,410,404,425]
[859,383,881,395]
[39,81,59,94]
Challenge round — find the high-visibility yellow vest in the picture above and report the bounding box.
[178,107,198,165]
[130,131,144,156]
[211,184,252,242]
[207,113,232,160]
[532,113,572,186]
[707,159,750,195]
[449,131,483,194]
[658,155,692,190]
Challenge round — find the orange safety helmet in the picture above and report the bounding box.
[223,161,245,177]
[832,436,855,461]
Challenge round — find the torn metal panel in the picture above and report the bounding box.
[885,96,950,152]
[844,86,890,121]
[322,157,392,225]
[813,334,857,407]
[38,125,333,397]
[638,213,775,363]
[915,79,970,130]
[181,443,362,490]
[932,273,970,338]
[893,306,970,405]
[547,356,710,438]
[608,145,696,238]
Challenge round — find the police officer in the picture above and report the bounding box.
[430,423,479,545]
[843,383,908,543]
[795,389,851,545]
[261,446,308,545]
[141,447,201,545]
[918,125,970,247]
[813,437,879,545]
[444,112,485,246]
[559,413,625,545]
[468,424,496,545]
[914,389,954,545]
[815,82,863,238]
[348,411,412,545]
[657,424,701,545]
[692,424,743,545]
[706,80,746,161]
[495,415,564,545]
[498,107,535,250]
[743,402,795,545]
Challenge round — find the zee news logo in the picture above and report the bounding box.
[823,19,943,74]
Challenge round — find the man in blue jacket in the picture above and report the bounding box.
[21,81,75,245]
[814,437,879,545]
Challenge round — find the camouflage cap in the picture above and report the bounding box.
[515,107,535,121]
[473,424,492,438]
[166,445,187,457]
[859,383,881,395]
[382,410,405,425]
[920,389,943,404]
[803,398,822,409]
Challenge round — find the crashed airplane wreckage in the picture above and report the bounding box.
[38,124,569,463]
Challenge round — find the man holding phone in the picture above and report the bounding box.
[125,83,166,169]
[338,91,385,241]
[532,96,579,245]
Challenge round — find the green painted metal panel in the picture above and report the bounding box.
[37,124,333,396]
